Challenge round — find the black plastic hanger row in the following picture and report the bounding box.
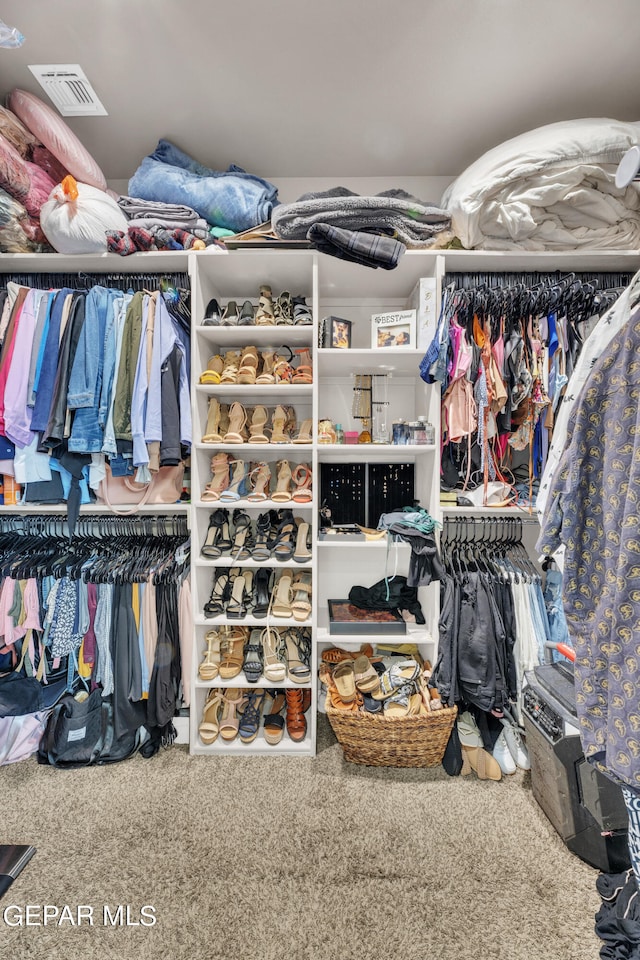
[0,271,191,292]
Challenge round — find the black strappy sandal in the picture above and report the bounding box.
[252,566,272,618]
[252,511,273,562]
[204,567,231,618]
[242,629,264,683]
[271,509,296,562]
[229,509,254,561]
[201,509,232,559]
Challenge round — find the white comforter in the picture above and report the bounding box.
[442,118,640,250]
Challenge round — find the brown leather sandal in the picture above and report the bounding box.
[285,688,308,742]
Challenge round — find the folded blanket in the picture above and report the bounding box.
[118,195,204,226]
[307,222,405,270]
[272,188,451,246]
[442,117,640,250]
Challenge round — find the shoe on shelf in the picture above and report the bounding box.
[219,626,249,680]
[252,511,274,561]
[199,690,223,744]
[292,295,312,325]
[229,508,254,561]
[237,345,259,384]
[291,463,312,502]
[219,687,247,741]
[222,402,247,444]
[248,405,270,444]
[227,568,253,619]
[500,718,531,770]
[256,350,276,384]
[292,419,313,444]
[219,459,250,502]
[285,688,309,742]
[202,297,222,326]
[291,572,312,622]
[283,627,311,683]
[220,300,239,325]
[273,352,294,384]
[252,566,272,619]
[261,625,287,682]
[248,461,272,502]
[199,629,222,681]
[493,731,517,775]
[220,350,241,384]
[269,406,290,445]
[204,567,231,618]
[263,690,286,744]
[243,629,264,683]
[255,285,275,326]
[271,569,293,619]
[201,452,230,503]
[274,290,293,325]
[238,300,255,325]
[292,348,313,384]
[200,508,232,559]
[202,397,223,443]
[199,355,224,385]
[272,459,292,502]
[271,509,297,561]
[239,689,266,743]
[292,519,312,563]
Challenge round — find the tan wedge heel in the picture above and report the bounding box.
[220,350,241,384]
[237,345,259,384]
[271,460,292,502]
[248,405,269,443]
[202,397,222,443]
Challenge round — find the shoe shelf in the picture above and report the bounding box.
[194,498,314,511]
[315,539,409,549]
[196,614,312,629]
[191,731,314,757]
[316,348,425,378]
[195,383,313,397]
[195,558,313,569]
[194,676,311,690]
[197,325,314,347]
[317,443,436,462]
[194,442,312,452]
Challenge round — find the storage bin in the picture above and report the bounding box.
[326,695,457,767]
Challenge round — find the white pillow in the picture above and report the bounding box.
[442,118,640,248]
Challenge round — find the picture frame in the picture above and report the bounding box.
[371,309,417,349]
[330,316,352,349]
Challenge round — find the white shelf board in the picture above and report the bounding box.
[316,249,439,300]
[0,250,191,273]
[442,249,640,273]
[194,499,314,511]
[317,443,435,461]
[317,608,434,646]
[196,615,312,628]
[440,504,539,519]
[191,732,313,756]
[196,325,314,347]
[193,248,315,297]
[195,558,312,569]
[194,676,312,690]
[1,503,190,514]
[195,383,313,397]
[317,348,424,377]
[194,442,313,452]
[316,538,407,548]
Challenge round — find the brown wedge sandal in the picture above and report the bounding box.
[218,627,248,680]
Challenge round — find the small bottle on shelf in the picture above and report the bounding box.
[335,423,344,444]
[3,475,18,505]
[357,418,372,444]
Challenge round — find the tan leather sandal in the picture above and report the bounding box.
[220,350,241,384]
[256,350,276,384]
[202,397,223,443]
[222,402,247,444]
[255,285,275,325]
[202,452,230,501]
[290,572,312,622]
[236,345,259,384]
[199,690,223,744]
[218,628,248,680]
[199,355,224,385]
[271,570,293,618]
[219,688,247,741]
[271,460,292,502]
[199,629,222,681]
[269,405,290,444]
[248,405,269,443]
[291,463,312,502]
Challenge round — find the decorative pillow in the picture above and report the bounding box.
[40,175,127,253]
[0,131,56,218]
[8,88,107,191]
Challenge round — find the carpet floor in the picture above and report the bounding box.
[1,716,600,960]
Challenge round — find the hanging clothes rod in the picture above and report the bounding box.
[0,271,191,291]
[443,270,634,290]
[0,513,189,539]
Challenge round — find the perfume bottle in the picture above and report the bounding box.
[335,423,344,444]
[358,418,372,444]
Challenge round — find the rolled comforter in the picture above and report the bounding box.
[442,118,640,250]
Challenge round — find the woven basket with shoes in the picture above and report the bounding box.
[325,695,457,768]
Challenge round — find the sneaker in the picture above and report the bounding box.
[493,731,517,775]
[501,719,531,770]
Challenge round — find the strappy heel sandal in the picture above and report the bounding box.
[226,569,252,619]
[237,345,259,384]
[292,519,312,563]
[219,459,250,502]
[242,629,264,683]
[291,463,312,502]
[283,627,311,683]
[256,350,276,384]
[292,296,312,325]
[261,627,287,682]
[239,688,266,743]
[255,285,275,326]
[292,348,313,384]
[218,627,248,680]
[229,509,254,561]
[248,405,269,444]
[202,452,230,502]
[222,402,247,444]
[252,566,272,619]
[263,689,286,744]
[199,629,222,681]
[248,461,272,502]
[252,511,273,561]
[199,355,224,385]
[286,688,310,742]
[220,350,241,383]
[271,460,292,502]
[202,397,223,443]
[291,572,312,622]
[199,689,223,743]
[204,568,231,618]
[269,406,290,445]
[201,508,232,558]
[273,352,294,384]
[219,688,247,741]
[271,510,297,561]
[271,570,293,619]
[285,406,298,441]
[274,290,293,325]
[292,419,313,444]
[220,300,239,326]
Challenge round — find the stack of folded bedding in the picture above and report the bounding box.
[442,117,640,250]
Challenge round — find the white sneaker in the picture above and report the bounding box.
[501,719,531,770]
[493,731,517,775]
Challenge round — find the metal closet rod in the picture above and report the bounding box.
[0,271,191,291]
[0,513,189,539]
[443,270,634,290]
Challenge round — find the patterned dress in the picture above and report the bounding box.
[537,309,640,791]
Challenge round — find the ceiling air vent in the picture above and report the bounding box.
[28,64,108,116]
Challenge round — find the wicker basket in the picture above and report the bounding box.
[326,695,458,768]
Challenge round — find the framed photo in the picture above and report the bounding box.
[371,309,416,349]
[330,316,352,349]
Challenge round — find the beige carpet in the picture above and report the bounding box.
[1,717,600,960]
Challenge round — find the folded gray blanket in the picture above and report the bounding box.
[118,195,204,228]
[272,188,451,246]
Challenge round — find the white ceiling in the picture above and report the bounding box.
[0,0,638,187]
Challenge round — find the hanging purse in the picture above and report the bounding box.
[97,463,185,515]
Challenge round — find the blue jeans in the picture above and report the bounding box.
[68,286,118,454]
[543,568,571,655]
[129,154,278,233]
